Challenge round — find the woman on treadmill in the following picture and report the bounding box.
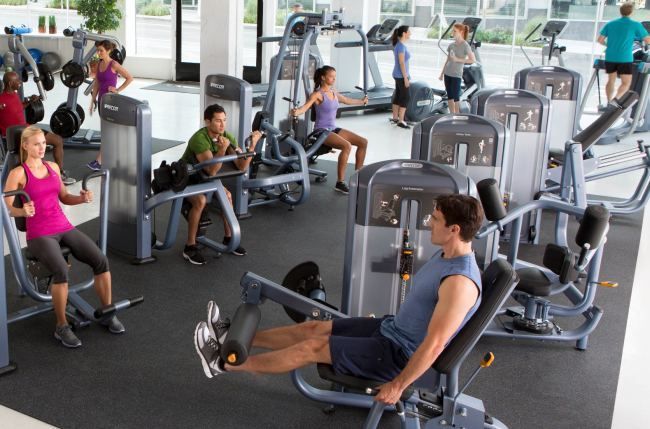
[291,66,368,195]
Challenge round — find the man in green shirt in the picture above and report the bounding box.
[180,104,262,265]
[598,2,650,104]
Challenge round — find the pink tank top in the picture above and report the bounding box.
[22,162,74,240]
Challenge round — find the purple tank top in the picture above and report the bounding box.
[22,162,74,240]
[313,89,339,131]
[96,59,118,102]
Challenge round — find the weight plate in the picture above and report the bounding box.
[60,60,86,88]
[37,63,55,91]
[50,107,80,138]
[57,102,85,127]
[281,261,324,323]
[24,99,45,124]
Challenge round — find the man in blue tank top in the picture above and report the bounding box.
[598,2,650,104]
[193,194,484,406]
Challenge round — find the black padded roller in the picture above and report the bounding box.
[221,303,261,366]
[476,178,507,221]
[575,205,610,248]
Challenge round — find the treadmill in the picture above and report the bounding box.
[335,18,401,115]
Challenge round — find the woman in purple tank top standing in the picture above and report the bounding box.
[3,126,126,348]
[87,40,133,171]
[291,66,369,194]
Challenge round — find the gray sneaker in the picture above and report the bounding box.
[194,322,225,378]
[54,324,82,348]
[101,316,125,334]
[60,170,77,186]
[207,301,230,343]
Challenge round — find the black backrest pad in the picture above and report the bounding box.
[5,125,28,232]
[433,258,518,374]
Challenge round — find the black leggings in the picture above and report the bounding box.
[27,229,109,284]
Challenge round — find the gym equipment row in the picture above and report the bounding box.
[53,27,126,146]
[0,125,143,376]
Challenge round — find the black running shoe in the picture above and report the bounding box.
[183,245,207,265]
[334,181,350,194]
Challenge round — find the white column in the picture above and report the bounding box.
[200,0,244,116]
[261,0,278,84]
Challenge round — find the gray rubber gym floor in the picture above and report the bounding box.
[0,159,640,429]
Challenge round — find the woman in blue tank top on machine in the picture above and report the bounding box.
[291,66,369,195]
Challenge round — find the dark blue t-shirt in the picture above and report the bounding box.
[380,250,481,357]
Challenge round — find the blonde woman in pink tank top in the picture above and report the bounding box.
[3,126,126,348]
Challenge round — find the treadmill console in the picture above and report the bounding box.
[368,18,400,44]
[541,20,567,38]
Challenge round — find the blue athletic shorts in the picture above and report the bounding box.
[329,316,408,382]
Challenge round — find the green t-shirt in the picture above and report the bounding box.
[180,127,238,165]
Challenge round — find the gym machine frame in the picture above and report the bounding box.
[477,179,613,350]
[546,91,650,215]
[53,27,125,146]
[217,257,517,429]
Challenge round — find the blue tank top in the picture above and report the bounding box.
[380,250,482,357]
[313,89,339,131]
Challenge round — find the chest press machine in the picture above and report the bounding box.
[0,125,143,376]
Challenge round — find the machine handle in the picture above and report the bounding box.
[4,25,32,35]
[524,23,542,42]
[82,170,108,191]
[63,27,75,37]
[94,296,144,319]
[437,20,457,55]
[2,189,31,202]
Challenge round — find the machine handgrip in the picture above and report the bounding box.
[63,27,75,37]
[221,303,261,366]
[524,23,542,42]
[93,296,144,319]
[82,170,108,191]
[575,205,610,248]
[476,179,507,221]
[2,189,31,202]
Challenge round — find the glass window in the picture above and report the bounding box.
[0,0,83,33]
[443,0,479,17]
[482,0,526,18]
[134,0,172,58]
[381,0,415,15]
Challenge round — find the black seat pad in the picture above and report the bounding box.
[24,245,72,262]
[515,267,552,296]
[316,363,415,402]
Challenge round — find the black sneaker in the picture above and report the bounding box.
[54,324,82,348]
[396,121,411,129]
[389,118,399,124]
[223,236,246,256]
[334,181,350,194]
[183,245,207,265]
